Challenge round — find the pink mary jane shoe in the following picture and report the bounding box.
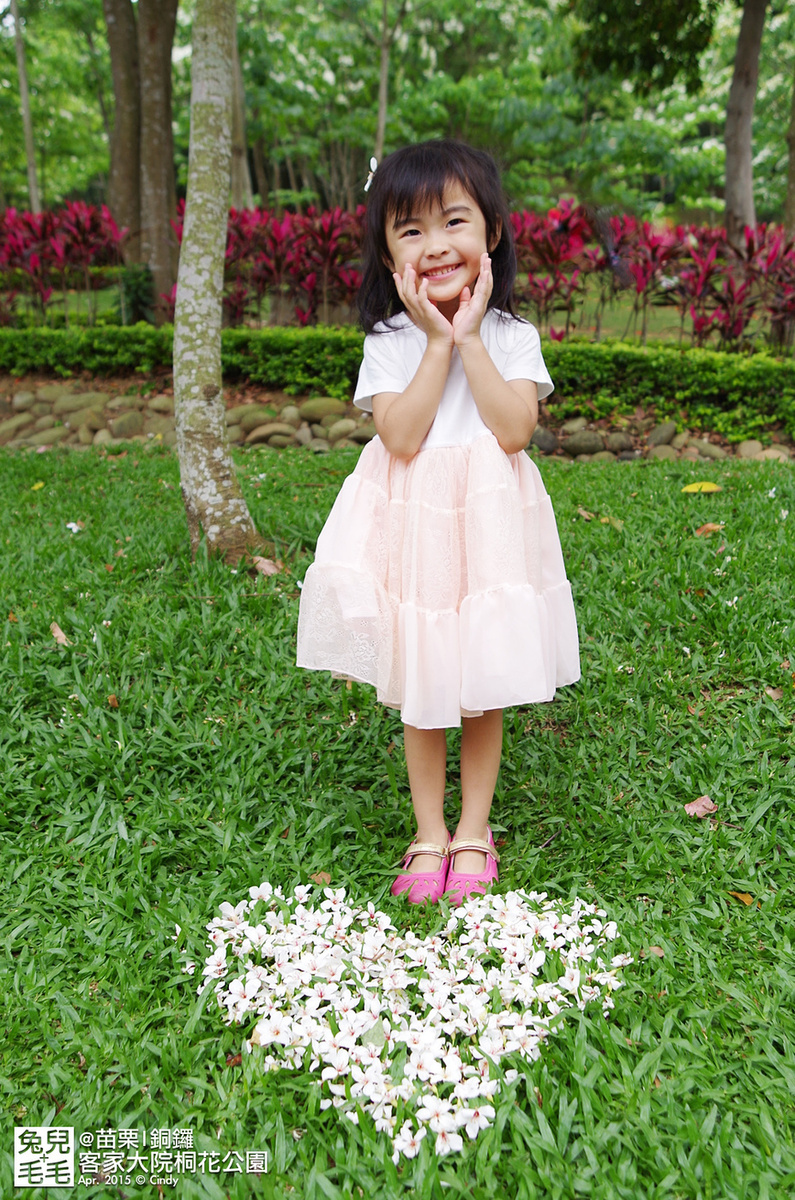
[444,827,500,906]
[391,837,450,905]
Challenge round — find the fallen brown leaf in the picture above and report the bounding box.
[684,795,718,818]
[310,871,331,886]
[108,694,119,709]
[8,612,17,623]
[640,946,665,959]
[225,1053,242,1068]
[728,891,754,906]
[104,564,114,573]
[252,555,283,576]
[577,507,595,521]
[695,522,724,537]
[765,687,784,701]
[50,622,72,646]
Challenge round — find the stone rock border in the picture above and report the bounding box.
[0,380,792,464]
[534,415,793,464]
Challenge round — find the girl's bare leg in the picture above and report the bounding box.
[402,724,449,873]
[452,709,503,874]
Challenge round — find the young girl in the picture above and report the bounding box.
[297,140,580,905]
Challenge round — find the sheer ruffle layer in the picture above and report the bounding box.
[297,435,580,728]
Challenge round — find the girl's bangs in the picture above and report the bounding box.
[386,155,475,226]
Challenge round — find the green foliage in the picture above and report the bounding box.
[221,326,365,401]
[545,340,795,439]
[0,322,174,375]
[1,0,793,220]
[570,0,722,93]
[117,265,155,326]
[3,324,795,436]
[0,0,111,209]
[0,324,364,400]
[1,447,794,1197]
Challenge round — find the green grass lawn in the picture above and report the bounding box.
[2,444,794,1199]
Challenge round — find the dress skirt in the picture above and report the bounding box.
[296,433,580,729]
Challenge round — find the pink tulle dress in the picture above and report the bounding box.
[296,310,580,729]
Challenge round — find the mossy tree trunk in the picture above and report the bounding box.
[174,0,258,562]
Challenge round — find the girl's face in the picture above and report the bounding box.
[384,182,496,320]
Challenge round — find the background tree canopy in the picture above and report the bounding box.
[0,0,793,223]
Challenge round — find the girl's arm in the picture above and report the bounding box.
[455,253,538,454]
[372,340,453,459]
[372,263,454,460]
[457,342,538,455]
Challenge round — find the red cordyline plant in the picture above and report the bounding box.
[0,203,122,324]
[58,200,122,323]
[3,200,795,347]
[733,223,795,349]
[1,209,59,320]
[512,201,593,335]
[711,273,758,349]
[622,222,683,343]
[579,213,638,339]
[288,206,363,325]
[673,234,728,347]
[252,211,299,325]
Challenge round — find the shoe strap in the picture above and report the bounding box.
[404,841,448,862]
[447,836,500,863]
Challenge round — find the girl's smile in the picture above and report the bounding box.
[385,183,494,320]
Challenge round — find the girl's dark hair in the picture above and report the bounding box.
[358,139,518,333]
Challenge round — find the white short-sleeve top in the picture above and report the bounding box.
[352,309,553,449]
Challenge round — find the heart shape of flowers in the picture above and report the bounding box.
[190,884,631,1160]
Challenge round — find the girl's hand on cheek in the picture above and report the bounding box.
[452,253,493,347]
[393,265,453,345]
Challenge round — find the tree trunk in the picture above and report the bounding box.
[102,0,141,261]
[252,133,269,204]
[724,0,768,248]
[785,62,795,236]
[138,0,179,322]
[10,0,40,214]
[230,28,254,210]
[85,27,113,147]
[174,0,258,562]
[374,0,390,162]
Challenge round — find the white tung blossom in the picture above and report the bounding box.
[189,884,631,1159]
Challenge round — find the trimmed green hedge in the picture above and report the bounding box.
[546,341,795,440]
[1,325,794,439]
[221,326,364,402]
[0,324,174,376]
[0,324,363,403]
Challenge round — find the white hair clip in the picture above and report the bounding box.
[364,156,378,192]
